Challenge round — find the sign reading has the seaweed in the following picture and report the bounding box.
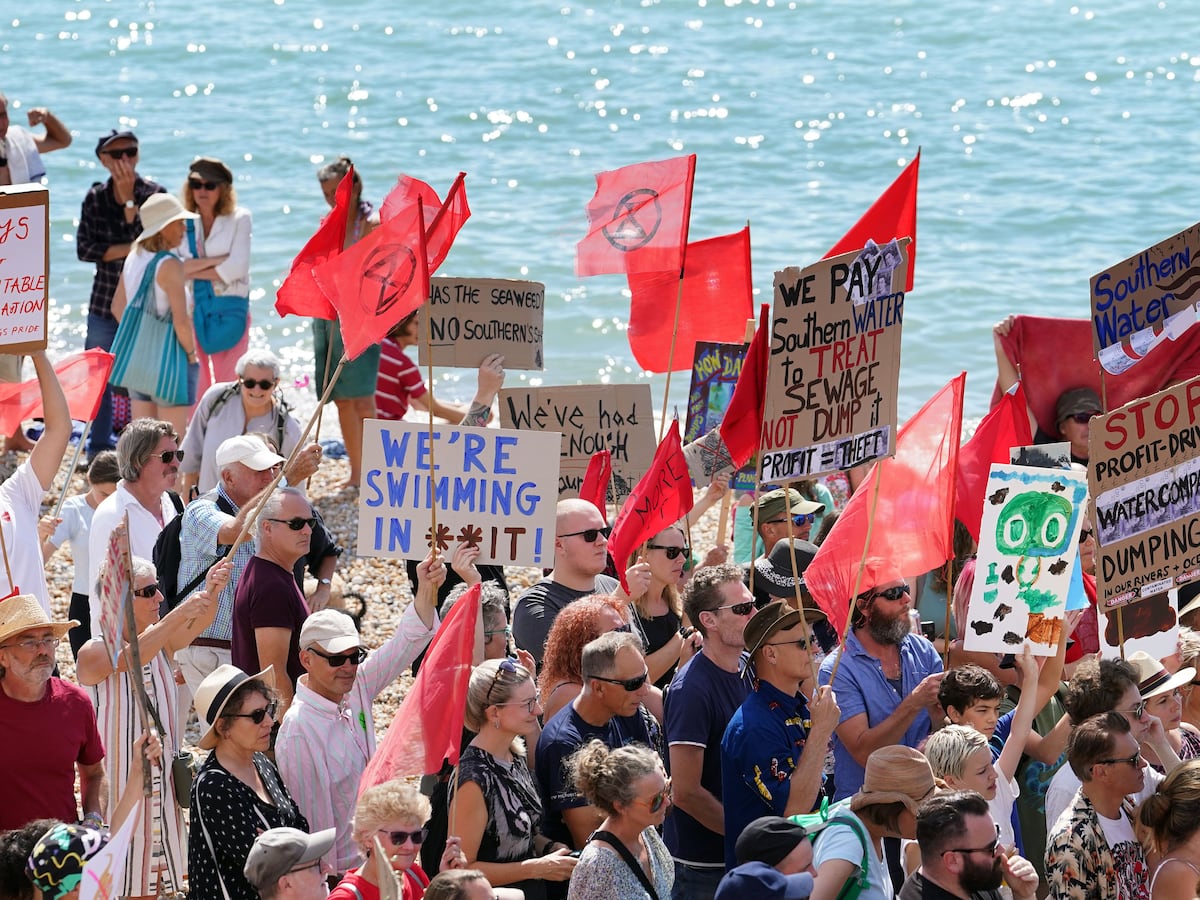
[417,276,545,370]
[0,183,49,354]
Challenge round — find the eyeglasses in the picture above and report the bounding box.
[1097,750,1143,768]
[558,526,612,543]
[267,517,317,531]
[308,646,368,667]
[1117,701,1147,721]
[485,658,518,705]
[633,778,672,813]
[590,670,649,692]
[0,636,62,652]
[766,513,816,527]
[870,584,911,602]
[189,178,224,191]
[484,625,512,638]
[715,600,755,616]
[495,693,542,714]
[241,377,277,391]
[766,637,810,650]
[132,584,160,598]
[1078,529,1094,544]
[289,861,321,875]
[945,824,1001,857]
[1067,412,1098,425]
[226,700,279,725]
[378,827,428,846]
[104,147,138,159]
[646,543,691,560]
[157,450,185,464]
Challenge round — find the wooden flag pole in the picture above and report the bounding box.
[784,481,821,688]
[942,558,953,668]
[0,509,13,593]
[424,294,440,558]
[657,276,687,443]
[826,463,885,686]
[313,328,337,443]
[52,422,91,520]
[118,514,153,793]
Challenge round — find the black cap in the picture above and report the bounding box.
[734,816,808,866]
[95,129,137,157]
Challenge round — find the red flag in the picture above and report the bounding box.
[719,303,770,469]
[627,227,753,373]
[825,151,919,292]
[380,172,471,274]
[313,199,430,361]
[576,155,695,277]
[359,583,480,792]
[0,349,114,435]
[275,169,355,320]
[805,373,965,636]
[607,421,694,593]
[955,383,1033,542]
[579,450,612,515]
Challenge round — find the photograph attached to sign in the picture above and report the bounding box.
[964,464,1088,657]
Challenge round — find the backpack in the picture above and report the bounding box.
[206,382,293,452]
[792,800,871,900]
[153,490,236,610]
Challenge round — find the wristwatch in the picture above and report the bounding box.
[124,199,135,209]
[318,578,332,586]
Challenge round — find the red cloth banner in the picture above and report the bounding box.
[0,349,114,435]
[955,383,1033,542]
[579,449,613,516]
[718,304,770,469]
[825,151,919,292]
[380,172,470,274]
[275,168,355,320]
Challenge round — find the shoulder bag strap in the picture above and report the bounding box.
[589,830,659,900]
[193,769,235,900]
[822,818,871,900]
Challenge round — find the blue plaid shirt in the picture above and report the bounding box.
[178,484,256,642]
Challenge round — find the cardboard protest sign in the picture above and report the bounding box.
[1098,589,1179,662]
[0,184,49,354]
[98,518,132,666]
[80,801,140,900]
[683,341,756,490]
[1089,375,1200,607]
[761,239,908,483]
[1090,221,1200,375]
[417,276,545,370]
[964,464,1088,657]
[500,384,656,502]
[358,420,559,567]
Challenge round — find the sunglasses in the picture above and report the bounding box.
[1078,529,1094,544]
[189,178,224,191]
[158,450,185,464]
[227,700,279,725]
[268,516,317,531]
[766,636,810,650]
[104,147,138,159]
[766,513,816,527]
[1067,412,1098,425]
[646,543,691,560]
[945,823,1001,857]
[485,657,519,705]
[870,584,911,602]
[378,827,428,846]
[1097,749,1143,768]
[1118,701,1147,721]
[559,526,612,543]
[241,377,277,391]
[715,600,755,617]
[132,584,160,598]
[633,778,672,813]
[591,670,649,692]
[309,646,368,667]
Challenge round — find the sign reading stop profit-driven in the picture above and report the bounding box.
[760,238,908,483]
[416,276,545,371]
[0,184,49,354]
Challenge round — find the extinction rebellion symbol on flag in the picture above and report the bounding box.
[602,188,663,252]
[363,243,417,314]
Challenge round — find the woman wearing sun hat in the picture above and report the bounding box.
[188,664,308,900]
[1128,650,1200,771]
[110,192,202,440]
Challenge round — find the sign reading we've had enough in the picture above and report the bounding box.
[358,420,559,567]
[760,239,907,483]
[417,276,544,370]
[0,184,49,353]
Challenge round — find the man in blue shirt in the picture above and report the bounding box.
[720,601,840,870]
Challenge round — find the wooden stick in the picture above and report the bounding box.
[313,325,337,443]
[0,505,13,593]
[119,513,153,793]
[942,559,953,668]
[826,463,885,686]
[715,491,733,553]
[52,422,90,521]
[658,276,686,443]
[785,481,821,688]
[424,295,440,559]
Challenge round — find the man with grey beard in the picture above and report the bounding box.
[818,558,944,801]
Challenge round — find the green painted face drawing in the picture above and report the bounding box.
[995,492,1074,557]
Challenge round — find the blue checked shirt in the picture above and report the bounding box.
[178,485,255,642]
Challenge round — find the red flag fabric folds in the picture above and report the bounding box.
[579,449,612,516]
[380,173,471,274]
[719,304,770,469]
[313,199,430,361]
[805,373,965,637]
[0,349,114,435]
[627,227,753,373]
[955,383,1033,542]
[576,155,695,278]
[275,169,355,320]
[825,151,919,292]
[607,421,694,593]
[359,583,480,793]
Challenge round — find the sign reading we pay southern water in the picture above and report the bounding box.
[0,184,49,354]
[358,420,560,567]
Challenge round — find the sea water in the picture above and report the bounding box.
[4,0,1198,422]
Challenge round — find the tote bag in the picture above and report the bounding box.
[110,251,191,406]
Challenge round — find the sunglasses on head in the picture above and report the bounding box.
[241,377,276,391]
[646,543,690,560]
[591,670,649,692]
[715,600,755,617]
[227,700,278,725]
[132,584,160,598]
[268,516,317,531]
[870,584,911,602]
[104,147,138,159]
[379,827,428,846]
[158,450,185,464]
[559,526,612,543]
[189,178,224,191]
[485,657,519,705]
[309,646,367,667]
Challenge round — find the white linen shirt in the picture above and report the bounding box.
[177,207,252,299]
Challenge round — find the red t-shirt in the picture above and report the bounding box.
[328,865,430,900]
[375,339,427,420]
[0,676,105,829]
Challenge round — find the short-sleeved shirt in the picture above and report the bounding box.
[812,811,892,900]
[534,703,658,847]
[375,338,427,420]
[512,575,619,667]
[720,678,818,869]
[231,555,310,686]
[0,677,105,829]
[0,461,52,613]
[49,494,97,596]
[662,651,749,868]
[178,486,251,642]
[819,629,943,800]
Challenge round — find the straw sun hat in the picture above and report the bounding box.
[134,193,197,244]
[0,594,77,647]
[195,663,276,750]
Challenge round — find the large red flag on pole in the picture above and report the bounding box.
[955,382,1033,542]
[275,168,355,320]
[824,151,920,292]
[359,583,481,793]
[0,349,114,435]
[718,303,770,469]
[805,373,965,636]
[576,155,695,277]
[627,227,753,373]
[579,449,612,517]
[607,421,694,593]
[380,173,471,275]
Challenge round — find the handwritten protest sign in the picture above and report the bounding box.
[98,518,132,667]
[964,464,1088,657]
[417,276,544,370]
[760,239,908,483]
[1098,590,1179,662]
[500,384,655,501]
[0,184,49,354]
[683,341,755,490]
[358,420,559,566]
[1090,221,1200,375]
[1089,375,1200,607]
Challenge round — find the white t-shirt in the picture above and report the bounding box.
[0,461,51,613]
[1046,764,1163,834]
[121,247,175,316]
[1094,808,1150,900]
[813,811,894,900]
[49,494,97,596]
[991,762,1019,848]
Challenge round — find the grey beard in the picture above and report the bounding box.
[867,610,910,645]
